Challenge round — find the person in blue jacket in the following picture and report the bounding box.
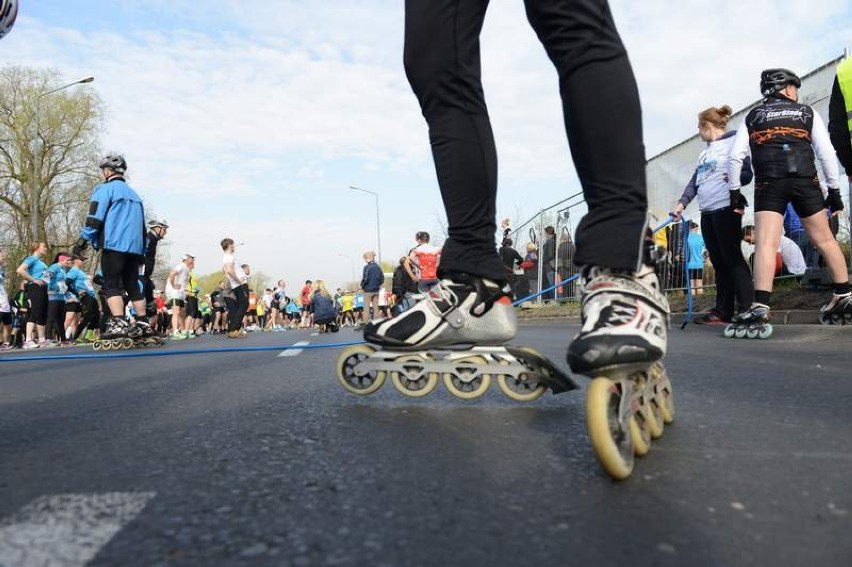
[45,253,72,343]
[73,155,152,339]
[359,250,384,327]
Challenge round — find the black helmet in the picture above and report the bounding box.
[0,0,19,40]
[760,68,801,97]
[98,154,127,174]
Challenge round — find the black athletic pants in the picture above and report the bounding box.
[404,0,647,280]
[25,283,48,326]
[701,207,753,319]
[224,284,249,332]
[45,300,66,341]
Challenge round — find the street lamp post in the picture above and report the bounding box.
[349,185,382,268]
[31,76,95,241]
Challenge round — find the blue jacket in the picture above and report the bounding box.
[66,266,94,296]
[81,177,146,255]
[46,263,68,301]
[312,291,337,324]
[360,261,384,293]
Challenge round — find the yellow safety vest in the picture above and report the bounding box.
[838,57,852,133]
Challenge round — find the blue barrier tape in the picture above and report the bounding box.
[0,340,368,363]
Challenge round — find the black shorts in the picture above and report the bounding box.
[754,178,826,218]
[688,268,704,280]
[186,296,199,318]
[65,302,82,313]
[168,298,186,309]
[0,311,11,326]
[101,250,144,301]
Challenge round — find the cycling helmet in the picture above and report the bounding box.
[760,68,801,96]
[98,154,127,174]
[147,218,169,230]
[0,0,18,40]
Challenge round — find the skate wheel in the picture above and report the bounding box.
[639,398,664,440]
[652,364,675,424]
[92,341,102,351]
[723,324,736,338]
[758,324,773,339]
[746,327,759,340]
[123,338,134,348]
[586,377,634,480]
[390,354,439,398]
[496,348,547,402]
[630,416,650,457]
[734,326,748,339]
[443,355,491,400]
[819,313,832,326]
[336,345,386,395]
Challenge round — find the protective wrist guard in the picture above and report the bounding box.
[825,189,844,213]
[730,189,748,210]
[72,237,89,259]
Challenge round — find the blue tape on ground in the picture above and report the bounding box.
[0,341,368,363]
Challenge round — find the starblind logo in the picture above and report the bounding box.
[752,105,812,125]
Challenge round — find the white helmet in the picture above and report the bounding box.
[0,0,18,40]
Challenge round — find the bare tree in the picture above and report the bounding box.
[0,66,103,252]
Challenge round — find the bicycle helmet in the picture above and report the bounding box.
[760,68,801,96]
[0,0,18,40]
[147,218,169,230]
[98,154,127,174]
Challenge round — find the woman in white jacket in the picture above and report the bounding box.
[672,105,754,324]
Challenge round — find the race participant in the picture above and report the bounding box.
[0,248,12,349]
[405,231,441,291]
[673,105,755,324]
[728,69,850,324]
[339,291,355,327]
[184,271,200,337]
[72,155,152,340]
[10,282,28,348]
[45,253,72,344]
[165,254,194,339]
[742,225,807,277]
[15,241,50,348]
[143,218,169,329]
[300,280,313,328]
[66,255,98,343]
[221,238,249,338]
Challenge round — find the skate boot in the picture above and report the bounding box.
[337,275,578,401]
[569,262,674,481]
[93,317,134,351]
[819,292,852,325]
[129,321,165,346]
[723,303,772,339]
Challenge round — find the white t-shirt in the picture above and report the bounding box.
[222,252,247,289]
[166,262,190,300]
[779,235,807,276]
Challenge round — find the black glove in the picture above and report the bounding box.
[93,274,104,287]
[72,237,89,259]
[730,189,748,211]
[825,188,844,213]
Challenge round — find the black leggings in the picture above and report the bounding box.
[701,207,754,319]
[26,283,48,326]
[45,300,66,341]
[224,284,249,332]
[75,293,101,338]
[404,0,647,280]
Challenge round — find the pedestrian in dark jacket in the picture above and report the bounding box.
[359,250,384,325]
[311,280,338,332]
[392,256,418,315]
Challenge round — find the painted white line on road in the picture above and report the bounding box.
[278,341,310,357]
[310,332,319,337]
[0,492,155,567]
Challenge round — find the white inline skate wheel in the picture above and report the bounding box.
[758,324,773,339]
[586,377,634,480]
[390,354,439,398]
[746,327,759,340]
[734,327,748,339]
[92,341,103,351]
[723,324,736,338]
[442,355,491,400]
[336,344,386,395]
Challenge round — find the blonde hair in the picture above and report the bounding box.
[312,279,331,299]
[29,241,46,254]
[526,242,537,252]
[698,105,733,129]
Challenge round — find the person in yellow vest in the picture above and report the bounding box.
[828,56,852,182]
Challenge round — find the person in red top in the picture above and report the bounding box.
[300,280,313,328]
[405,231,442,292]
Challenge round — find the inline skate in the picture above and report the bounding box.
[335,275,579,401]
[723,303,772,339]
[567,262,674,481]
[92,318,164,350]
[818,292,852,325]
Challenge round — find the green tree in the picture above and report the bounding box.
[0,66,102,252]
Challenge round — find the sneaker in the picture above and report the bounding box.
[171,331,187,340]
[226,330,244,339]
[364,275,517,349]
[0,342,12,351]
[693,309,730,325]
[22,340,40,350]
[566,264,669,376]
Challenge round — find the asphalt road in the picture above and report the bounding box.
[1,323,850,567]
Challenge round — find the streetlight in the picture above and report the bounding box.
[32,76,95,241]
[349,185,382,268]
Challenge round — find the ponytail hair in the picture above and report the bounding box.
[698,105,733,129]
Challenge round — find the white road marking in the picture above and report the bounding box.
[310,332,319,337]
[278,341,310,357]
[0,492,155,567]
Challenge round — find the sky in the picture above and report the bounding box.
[2,1,851,289]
